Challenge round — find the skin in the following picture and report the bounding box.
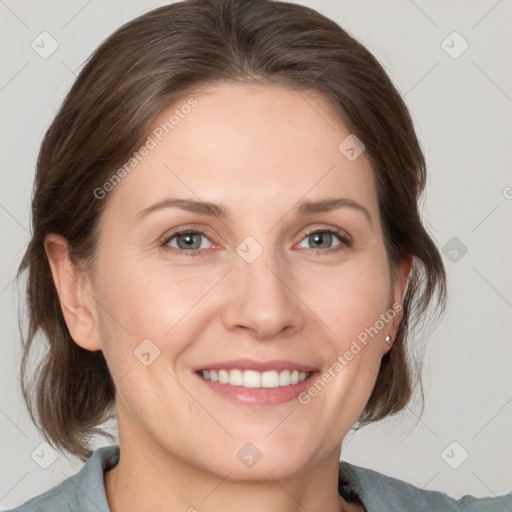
[46,82,412,512]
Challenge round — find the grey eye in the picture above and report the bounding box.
[298,230,342,250]
[167,231,211,251]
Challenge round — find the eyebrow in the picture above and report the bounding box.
[135,198,227,222]
[135,196,372,226]
[296,198,372,226]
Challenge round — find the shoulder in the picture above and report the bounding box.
[5,445,120,512]
[339,460,512,511]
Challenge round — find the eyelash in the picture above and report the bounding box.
[160,229,210,257]
[160,227,352,257]
[301,227,352,253]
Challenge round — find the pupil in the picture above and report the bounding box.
[178,233,200,249]
[310,231,332,248]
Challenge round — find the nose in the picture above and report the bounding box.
[221,256,306,340]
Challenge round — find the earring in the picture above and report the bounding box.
[385,335,392,344]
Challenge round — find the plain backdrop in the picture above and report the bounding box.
[1,0,511,509]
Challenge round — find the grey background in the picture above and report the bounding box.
[1,0,511,508]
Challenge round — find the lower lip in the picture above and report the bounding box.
[195,371,319,406]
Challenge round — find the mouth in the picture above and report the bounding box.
[193,359,319,406]
[199,368,311,388]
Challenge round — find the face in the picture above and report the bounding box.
[77,83,408,479]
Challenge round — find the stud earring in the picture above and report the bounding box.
[385,335,392,344]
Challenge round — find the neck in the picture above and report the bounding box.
[104,422,355,512]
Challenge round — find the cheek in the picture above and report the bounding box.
[304,251,392,345]
[91,252,225,374]
[96,250,208,331]
[91,257,207,420]
[296,248,391,410]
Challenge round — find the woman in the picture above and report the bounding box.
[10,0,511,510]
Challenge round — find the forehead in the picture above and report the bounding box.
[103,82,379,223]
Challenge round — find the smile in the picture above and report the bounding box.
[200,369,311,388]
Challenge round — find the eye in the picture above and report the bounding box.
[162,229,212,253]
[297,228,351,251]
[160,227,350,256]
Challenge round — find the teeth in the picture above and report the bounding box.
[218,369,229,384]
[200,368,310,388]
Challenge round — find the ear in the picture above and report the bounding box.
[44,233,102,351]
[383,254,414,354]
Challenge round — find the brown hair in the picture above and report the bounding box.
[17,0,447,462]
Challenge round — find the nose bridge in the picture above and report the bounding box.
[236,246,289,307]
[234,231,284,287]
[221,240,305,338]
[239,254,284,296]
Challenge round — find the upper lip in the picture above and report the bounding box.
[192,359,317,373]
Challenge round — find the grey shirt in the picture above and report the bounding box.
[6,445,512,511]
